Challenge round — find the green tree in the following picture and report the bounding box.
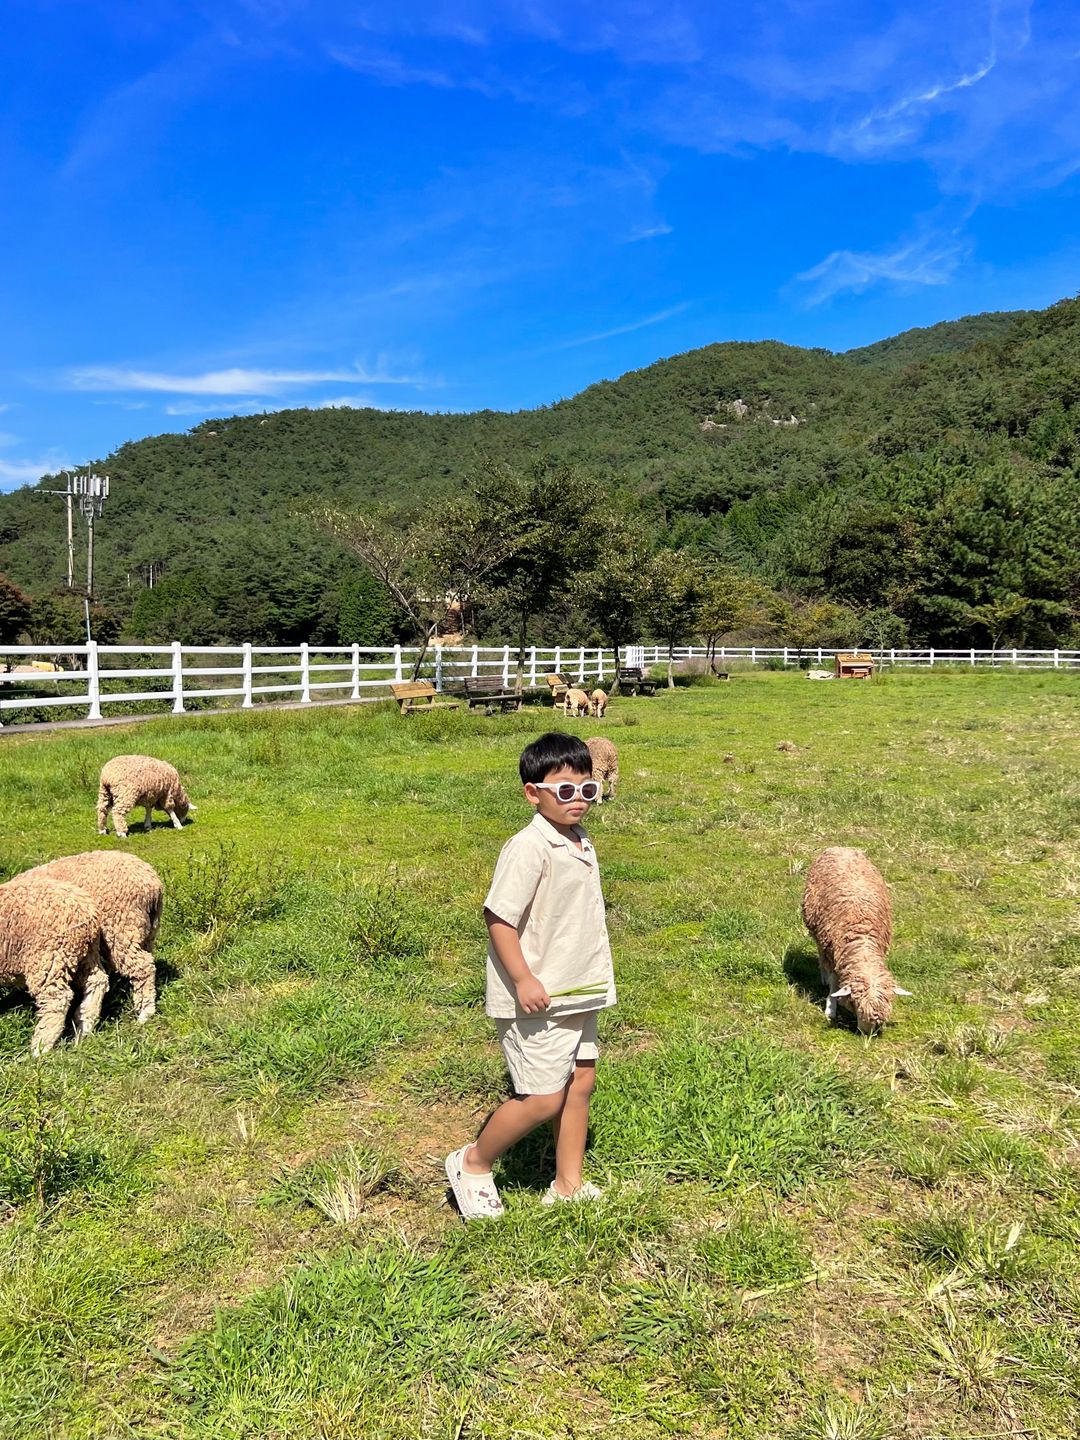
[645,550,703,688]
[0,574,31,643]
[575,513,653,683]
[695,568,777,671]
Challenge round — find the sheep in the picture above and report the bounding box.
[589,688,608,718]
[0,874,107,1054]
[27,853,164,1024]
[806,670,833,681]
[585,737,618,804]
[801,846,912,1034]
[97,756,194,838]
[562,687,591,718]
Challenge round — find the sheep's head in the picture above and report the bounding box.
[174,787,193,821]
[831,971,913,1035]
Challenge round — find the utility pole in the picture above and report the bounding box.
[74,470,109,641]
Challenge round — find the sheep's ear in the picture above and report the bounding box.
[829,986,852,999]
[895,985,913,997]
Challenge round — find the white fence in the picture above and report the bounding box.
[0,641,1076,728]
[0,642,616,726]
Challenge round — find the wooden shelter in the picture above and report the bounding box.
[834,651,875,679]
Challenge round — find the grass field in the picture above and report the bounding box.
[1,670,1078,1440]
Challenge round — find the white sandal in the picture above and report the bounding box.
[541,1179,604,1205]
[445,1147,505,1220]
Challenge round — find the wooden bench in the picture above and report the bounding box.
[463,675,523,714]
[616,665,657,696]
[390,680,460,715]
[544,673,569,705]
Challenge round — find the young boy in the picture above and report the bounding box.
[445,732,616,1219]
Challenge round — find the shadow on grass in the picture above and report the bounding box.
[784,942,865,1034]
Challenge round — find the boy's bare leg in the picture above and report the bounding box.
[464,1090,566,1174]
[551,1060,596,1196]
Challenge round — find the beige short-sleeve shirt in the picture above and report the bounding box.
[483,812,617,1019]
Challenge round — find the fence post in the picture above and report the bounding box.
[1054,649,1060,669]
[596,646,603,680]
[171,641,185,714]
[970,648,975,667]
[577,647,585,683]
[300,643,311,702]
[394,644,403,682]
[554,645,562,675]
[1011,648,1017,667]
[435,647,444,692]
[528,646,537,686]
[783,647,789,669]
[750,646,757,666]
[471,644,479,678]
[930,648,935,667]
[503,645,511,686]
[86,641,102,721]
[817,647,823,664]
[890,648,895,667]
[242,643,253,707]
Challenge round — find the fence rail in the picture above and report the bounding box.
[0,641,1076,728]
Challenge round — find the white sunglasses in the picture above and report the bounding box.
[532,779,601,803]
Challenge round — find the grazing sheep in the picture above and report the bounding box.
[589,688,608,718]
[801,846,912,1035]
[0,874,107,1054]
[27,853,164,1023]
[585,737,618,804]
[97,756,194,838]
[563,687,591,718]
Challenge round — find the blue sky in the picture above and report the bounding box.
[2,0,1078,489]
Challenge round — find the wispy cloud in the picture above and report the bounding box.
[793,233,968,306]
[0,453,73,491]
[67,364,425,396]
[551,301,691,349]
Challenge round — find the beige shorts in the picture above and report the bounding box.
[495,1011,599,1096]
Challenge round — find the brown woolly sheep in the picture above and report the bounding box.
[563,687,591,718]
[27,853,164,1023]
[585,737,618,804]
[589,688,608,718]
[0,874,107,1054]
[801,846,911,1034]
[97,755,194,838]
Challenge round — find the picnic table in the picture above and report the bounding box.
[616,665,657,696]
[463,676,523,714]
[544,673,569,705]
[390,680,461,715]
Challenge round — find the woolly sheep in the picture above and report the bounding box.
[585,737,618,804]
[27,853,164,1024]
[589,688,608,718]
[563,687,591,718]
[97,756,194,838]
[801,846,911,1034]
[0,874,107,1055]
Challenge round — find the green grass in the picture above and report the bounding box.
[0,670,1078,1438]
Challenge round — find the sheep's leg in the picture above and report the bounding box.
[96,785,111,835]
[144,807,154,832]
[28,983,75,1056]
[113,803,130,839]
[72,954,109,1040]
[166,807,184,830]
[126,950,158,1023]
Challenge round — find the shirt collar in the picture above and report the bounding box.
[530,811,592,852]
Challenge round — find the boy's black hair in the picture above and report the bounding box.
[519,731,593,784]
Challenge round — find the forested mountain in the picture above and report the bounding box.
[1,297,1078,649]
